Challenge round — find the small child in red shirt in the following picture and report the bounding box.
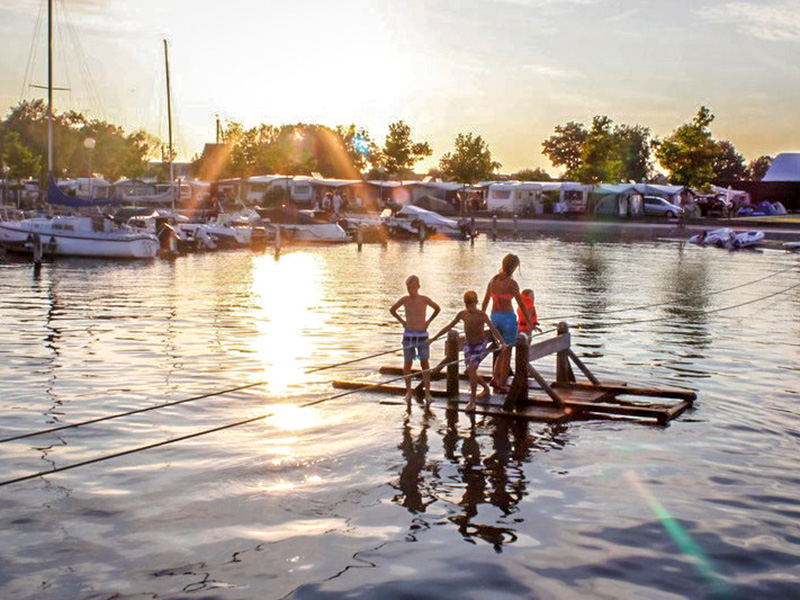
[517,288,541,335]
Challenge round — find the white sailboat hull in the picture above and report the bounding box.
[0,218,159,259]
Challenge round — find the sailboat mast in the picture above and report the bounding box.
[164,39,175,212]
[47,0,53,175]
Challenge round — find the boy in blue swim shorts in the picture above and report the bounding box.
[390,275,441,405]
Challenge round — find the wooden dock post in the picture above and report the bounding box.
[356,224,364,251]
[555,322,573,384]
[418,223,425,245]
[470,217,475,246]
[274,225,281,259]
[445,330,460,398]
[505,332,529,410]
[513,214,519,238]
[492,215,497,241]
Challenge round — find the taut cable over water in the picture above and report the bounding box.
[0,357,463,488]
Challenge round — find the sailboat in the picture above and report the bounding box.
[0,0,159,259]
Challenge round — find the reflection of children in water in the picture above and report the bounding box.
[392,407,568,551]
[392,408,435,514]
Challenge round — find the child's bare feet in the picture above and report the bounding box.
[465,399,477,412]
[403,391,414,403]
[424,391,434,405]
[477,384,490,399]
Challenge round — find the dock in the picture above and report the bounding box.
[333,323,696,425]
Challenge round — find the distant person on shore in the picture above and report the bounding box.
[430,290,505,411]
[390,275,441,405]
[517,288,541,335]
[333,191,343,215]
[322,191,333,214]
[482,253,532,393]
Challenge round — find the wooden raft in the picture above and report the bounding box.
[332,323,696,425]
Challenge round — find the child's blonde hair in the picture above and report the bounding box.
[406,275,420,286]
[463,290,478,305]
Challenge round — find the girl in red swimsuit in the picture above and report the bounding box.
[481,254,533,393]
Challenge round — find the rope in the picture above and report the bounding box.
[0,357,462,488]
[546,264,797,322]
[578,280,800,327]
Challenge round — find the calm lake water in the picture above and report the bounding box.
[0,237,798,600]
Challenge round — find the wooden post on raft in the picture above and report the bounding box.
[356,224,364,251]
[445,329,460,398]
[556,321,573,383]
[513,214,519,238]
[505,332,529,410]
[31,232,43,269]
[274,225,281,259]
[492,215,497,241]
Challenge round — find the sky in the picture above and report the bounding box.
[0,0,798,173]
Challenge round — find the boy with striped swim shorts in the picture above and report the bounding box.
[390,275,441,405]
[430,290,505,412]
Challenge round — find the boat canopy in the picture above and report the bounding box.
[47,174,122,208]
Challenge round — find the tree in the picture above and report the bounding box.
[654,105,717,187]
[379,120,432,178]
[542,121,586,179]
[712,140,747,181]
[0,131,41,179]
[748,155,772,181]
[574,116,620,183]
[510,167,552,181]
[438,132,501,183]
[542,117,651,182]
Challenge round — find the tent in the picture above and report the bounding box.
[762,153,800,182]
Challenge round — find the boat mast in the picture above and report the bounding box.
[164,39,175,212]
[47,0,53,175]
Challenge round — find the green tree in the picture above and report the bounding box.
[0,131,41,179]
[438,132,501,183]
[542,121,587,179]
[712,140,747,181]
[748,155,772,181]
[510,167,552,181]
[613,124,651,182]
[379,120,432,178]
[655,105,717,187]
[574,116,621,183]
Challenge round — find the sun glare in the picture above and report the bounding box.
[251,253,321,395]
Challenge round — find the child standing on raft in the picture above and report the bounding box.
[390,275,441,405]
[431,290,505,412]
[482,254,533,393]
[517,288,541,335]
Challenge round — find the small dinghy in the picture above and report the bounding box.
[689,227,764,249]
[784,241,800,252]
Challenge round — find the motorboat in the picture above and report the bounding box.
[256,206,351,243]
[0,214,159,258]
[689,227,765,249]
[381,205,477,240]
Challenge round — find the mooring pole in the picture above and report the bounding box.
[470,216,475,246]
[492,215,497,241]
[274,226,281,259]
[32,233,42,271]
[356,223,364,251]
[445,329,460,398]
[505,332,529,410]
[418,223,425,246]
[513,214,518,239]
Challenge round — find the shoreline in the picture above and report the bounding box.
[472,215,800,244]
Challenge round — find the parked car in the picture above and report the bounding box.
[643,196,681,218]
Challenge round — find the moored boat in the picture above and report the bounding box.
[689,227,765,249]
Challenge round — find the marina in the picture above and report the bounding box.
[0,238,797,598]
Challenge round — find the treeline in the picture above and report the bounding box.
[0,100,774,188]
[0,100,157,183]
[543,106,772,187]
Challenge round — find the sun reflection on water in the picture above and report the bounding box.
[251,253,322,395]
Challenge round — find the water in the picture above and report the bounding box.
[0,238,798,599]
